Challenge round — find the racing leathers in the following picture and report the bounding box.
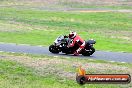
[68,35,85,56]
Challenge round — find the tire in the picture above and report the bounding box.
[49,45,59,54]
[82,46,95,56]
[90,46,95,55]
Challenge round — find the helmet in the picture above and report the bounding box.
[69,31,77,39]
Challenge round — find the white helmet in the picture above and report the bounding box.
[69,31,77,39]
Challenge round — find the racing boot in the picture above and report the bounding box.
[74,51,79,56]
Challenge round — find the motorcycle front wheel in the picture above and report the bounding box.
[49,45,60,54]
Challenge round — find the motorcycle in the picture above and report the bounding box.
[49,35,96,56]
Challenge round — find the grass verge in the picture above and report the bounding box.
[0,52,132,88]
[0,8,132,52]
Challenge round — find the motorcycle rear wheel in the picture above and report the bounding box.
[82,46,95,56]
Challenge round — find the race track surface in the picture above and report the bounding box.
[0,43,132,63]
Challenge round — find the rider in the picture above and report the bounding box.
[68,31,85,56]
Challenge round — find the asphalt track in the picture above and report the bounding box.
[0,43,132,63]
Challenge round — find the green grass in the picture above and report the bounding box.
[0,60,120,88]
[0,8,132,52]
[1,8,132,30]
[0,60,79,88]
[1,52,132,88]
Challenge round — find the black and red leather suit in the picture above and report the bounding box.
[68,35,85,55]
